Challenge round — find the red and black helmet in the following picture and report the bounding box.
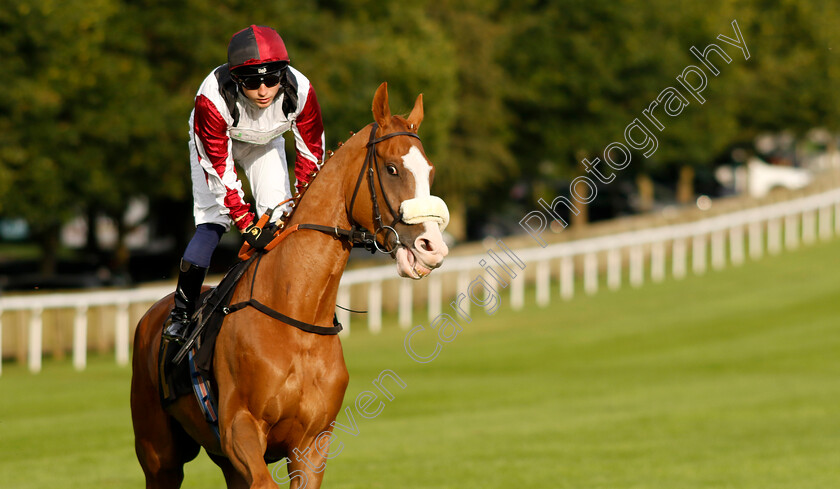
[227,25,289,75]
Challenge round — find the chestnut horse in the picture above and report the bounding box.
[130,82,449,488]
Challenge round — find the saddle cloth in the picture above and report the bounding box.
[158,257,255,408]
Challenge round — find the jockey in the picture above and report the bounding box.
[162,25,325,344]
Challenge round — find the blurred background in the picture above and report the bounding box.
[2,2,840,488]
[1,0,837,289]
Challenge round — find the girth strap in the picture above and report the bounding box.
[224,299,343,335]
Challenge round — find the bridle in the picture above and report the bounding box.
[348,122,420,254]
[238,122,423,259]
[224,123,434,338]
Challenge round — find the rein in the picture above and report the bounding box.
[229,123,420,334]
[238,122,420,260]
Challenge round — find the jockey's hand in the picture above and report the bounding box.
[242,223,275,251]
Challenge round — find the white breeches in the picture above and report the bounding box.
[190,138,293,231]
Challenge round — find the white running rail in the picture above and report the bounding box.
[2,186,839,375]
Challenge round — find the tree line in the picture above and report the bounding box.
[0,0,837,275]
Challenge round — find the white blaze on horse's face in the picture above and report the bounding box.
[393,145,450,280]
[398,146,449,229]
[402,146,431,198]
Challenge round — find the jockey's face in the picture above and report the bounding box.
[241,82,281,109]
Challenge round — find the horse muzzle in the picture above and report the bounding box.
[394,196,450,279]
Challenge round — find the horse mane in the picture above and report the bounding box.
[274,129,361,230]
[276,114,414,229]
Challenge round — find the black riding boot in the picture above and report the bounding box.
[162,259,208,344]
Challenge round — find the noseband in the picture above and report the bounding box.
[348,122,420,254]
[238,123,425,260]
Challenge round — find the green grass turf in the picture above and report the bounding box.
[1,239,839,488]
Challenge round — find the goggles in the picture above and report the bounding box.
[234,71,282,90]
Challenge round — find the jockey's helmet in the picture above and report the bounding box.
[228,25,289,77]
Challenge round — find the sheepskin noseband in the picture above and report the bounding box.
[399,196,450,231]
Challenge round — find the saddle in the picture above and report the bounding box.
[157,256,257,438]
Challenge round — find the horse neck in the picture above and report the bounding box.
[251,128,371,327]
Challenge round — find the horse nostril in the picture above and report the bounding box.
[417,237,433,253]
[413,234,449,260]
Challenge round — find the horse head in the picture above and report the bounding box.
[348,82,450,279]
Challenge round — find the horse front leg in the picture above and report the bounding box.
[284,434,335,489]
[220,410,276,488]
[207,453,250,489]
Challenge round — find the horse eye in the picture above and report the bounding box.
[386,165,399,176]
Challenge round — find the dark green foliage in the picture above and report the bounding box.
[0,0,837,270]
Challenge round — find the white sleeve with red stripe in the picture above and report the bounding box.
[190,72,253,231]
[289,68,325,195]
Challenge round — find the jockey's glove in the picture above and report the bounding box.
[242,223,276,251]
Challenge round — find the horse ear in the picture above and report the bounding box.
[406,93,424,132]
[372,82,391,130]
